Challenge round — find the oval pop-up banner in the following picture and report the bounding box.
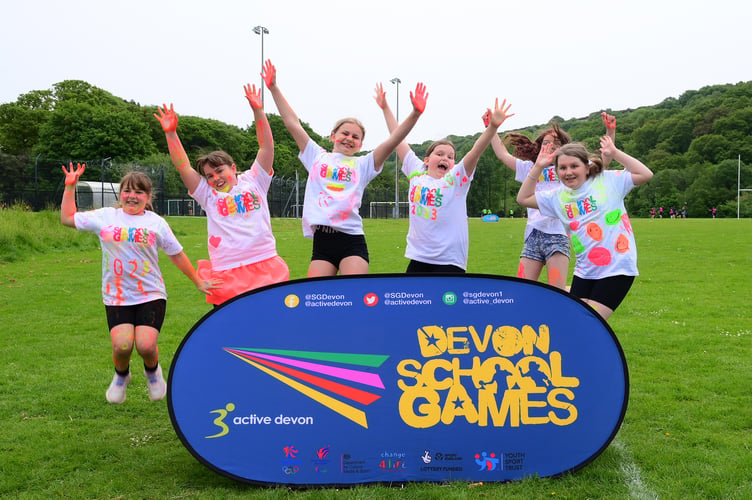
[168,274,628,486]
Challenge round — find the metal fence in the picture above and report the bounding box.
[2,176,406,218]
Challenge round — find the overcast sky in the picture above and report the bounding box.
[2,0,751,150]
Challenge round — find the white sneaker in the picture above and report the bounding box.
[106,372,131,404]
[145,364,166,401]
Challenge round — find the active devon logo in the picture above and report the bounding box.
[222,347,388,428]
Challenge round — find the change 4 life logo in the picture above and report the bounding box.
[222,347,388,428]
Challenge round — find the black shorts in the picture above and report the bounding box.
[311,226,369,267]
[406,260,466,274]
[569,275,635,311]
[105,299,167,331]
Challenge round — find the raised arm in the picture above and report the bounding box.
[244,83,274,174]
[484,110,518,171]
[154,104,202,193]
[601,112,616,168]
[371,82,428,168]
[517,143,556,209]
[599,135,653,186]
[460,99,515,177]
[374,83,411,162]
[166,251,222,296]
[61,162,85,227]
[262,60,310,152]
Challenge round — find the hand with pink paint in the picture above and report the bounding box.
[409,82,428,114]
[261,59,276,89]
[601,112,616,130]
[244,84,263,110]
[482,109,491,128]
[62,162,86,186]
[154,104,178,134]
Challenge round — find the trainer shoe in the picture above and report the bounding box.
[145,364,167,401]
[106,372,131,404]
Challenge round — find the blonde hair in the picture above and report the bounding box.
[331,118,365,139]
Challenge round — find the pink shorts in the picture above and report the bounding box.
[197,255,289,305]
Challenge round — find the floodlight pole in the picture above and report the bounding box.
[390,77,401,219]
[253,25,269,106]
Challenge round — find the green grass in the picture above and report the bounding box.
[1,213,751,498]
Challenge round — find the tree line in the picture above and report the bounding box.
[1,79,750,217]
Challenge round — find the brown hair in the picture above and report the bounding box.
[554,143,604,178]
[195,151,235,178]
[425,139,456,158]
[117,171,154,211]
[331,118,365,139]
[503,122,572,162]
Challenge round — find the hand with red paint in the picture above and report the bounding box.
[62,162,86,186]
[482,109,491,128]
[244,84,263,110]
[488,98,515,129]
[374,83,387,110]
[410,82,428,114]
[261,59,276,89]
[154,104,178,133]
[601,112,616,130]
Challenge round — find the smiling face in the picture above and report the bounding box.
[424,141,456,179]
[120,186,149,215]
[556,154,588,189]
[330,121,364,156]
[202,163,238,192]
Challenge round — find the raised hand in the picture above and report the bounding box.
[410,82,428,114]
[489,98,515,128]
[601,112,616,130]
[374,83,387,109]
[154,104,178,133]
[600,134,616,159]
[534,142,556,169]
[244,84,263,109]
[62,162,86,186]
[261,59,276,89]
[482,109,491,128]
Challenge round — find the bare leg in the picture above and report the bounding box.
[339,256,369,275]
[307,260,338,278]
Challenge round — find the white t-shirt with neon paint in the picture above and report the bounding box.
[535,170,638,279]
[402,150,474,270]
[514,159,567,238]
[74,207,183,306]
[298,139,380,238]
[191,162,278,271]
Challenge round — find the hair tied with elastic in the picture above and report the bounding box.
[588,160,593,166]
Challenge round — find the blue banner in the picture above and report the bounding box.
[168,274,628,485]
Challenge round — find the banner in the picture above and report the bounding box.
[168,274,628,485]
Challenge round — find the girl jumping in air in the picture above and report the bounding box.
[262,59,427,277]
[375,84,515,273]
[61,163,218,403]
[517,135,653,320]
[154,83,289,306]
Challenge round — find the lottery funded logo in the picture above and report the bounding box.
[419,450,464,473]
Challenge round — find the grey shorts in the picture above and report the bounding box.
[520,228,570,262]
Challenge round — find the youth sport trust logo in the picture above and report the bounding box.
[220,347,389,429]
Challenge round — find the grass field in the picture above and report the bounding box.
[1,210,750,499]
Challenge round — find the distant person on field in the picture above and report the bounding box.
[375,83,514,273]
[517,135,653,321]
[263,59,426,277]
[154,83,289,306]
[60,163,218,404]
